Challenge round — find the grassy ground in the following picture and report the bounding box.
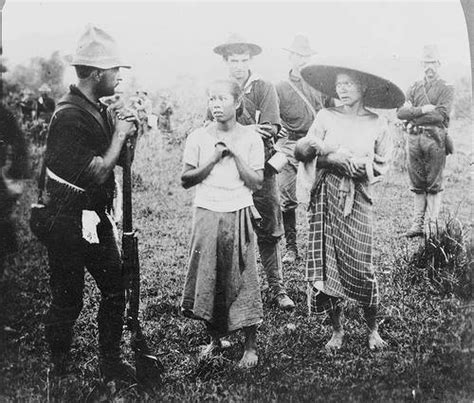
[0,114,472,402]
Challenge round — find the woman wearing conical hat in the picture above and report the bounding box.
[295,63,404,350]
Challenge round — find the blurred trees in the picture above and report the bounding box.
[5,51,67,99]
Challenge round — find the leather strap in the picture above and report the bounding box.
[37,93,111,203]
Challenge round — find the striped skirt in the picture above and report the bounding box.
[306,173,379,315]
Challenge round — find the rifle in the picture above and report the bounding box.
[122,137,164,390]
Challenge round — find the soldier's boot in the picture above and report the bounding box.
[425,192,443,237]
[282,209,298,264]
[404,193,426,238]
[258,240,295,311]
[98,293,136,383]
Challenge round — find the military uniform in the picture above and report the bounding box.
[276,71,332,255]
[397,77,454,233]
[43,86,125,367]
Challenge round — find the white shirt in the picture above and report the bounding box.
[183,122,264,212]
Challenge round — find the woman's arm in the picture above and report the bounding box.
[181,144,226,189]
[232,153,263,192]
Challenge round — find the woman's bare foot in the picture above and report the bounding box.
[325,330,344,350]
[238,349,258,369]
[368,329,387,350]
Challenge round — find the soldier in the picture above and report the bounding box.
[276,34,333,264]
[397,45,454,237]
[42,25,138,382]
[213,34,295,310]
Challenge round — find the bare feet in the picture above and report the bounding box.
[325,330,344,350]
[368,329,387,350]
[238,349,258,369]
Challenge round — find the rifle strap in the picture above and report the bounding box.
[287,79,318,119]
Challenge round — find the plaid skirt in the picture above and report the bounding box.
[306,173,379,315]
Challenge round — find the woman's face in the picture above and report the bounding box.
[208,82,238,123]
[335,73,363,106]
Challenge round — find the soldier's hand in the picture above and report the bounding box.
[255,123,274,140]
[115,118,137,139]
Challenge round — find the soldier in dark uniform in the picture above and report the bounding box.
[42,25,137,382]
[397,45,454,237]
[213,34,295,311]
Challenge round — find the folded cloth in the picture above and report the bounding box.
[82,210,100,244]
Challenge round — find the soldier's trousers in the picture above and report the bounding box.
[44,212,125,360]
[252,168,286,296]
[407,129,447,194]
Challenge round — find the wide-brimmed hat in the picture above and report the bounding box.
[71,24,131,69]
[213,33,262,57]
[421,44,440,62]
[283,34,317,57]
[39,84,52,93]
[301,64,405,109]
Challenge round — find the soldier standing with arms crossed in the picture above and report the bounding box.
[397,45,454,237]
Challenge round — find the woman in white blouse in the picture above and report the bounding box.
[295,64,404,350]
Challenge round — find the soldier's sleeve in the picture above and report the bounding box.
[396,83,424,120]
[410,84,453,126]
[256,81,281,131]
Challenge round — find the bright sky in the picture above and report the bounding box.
[1,0,471,91]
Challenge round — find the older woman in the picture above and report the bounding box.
[295,64,404,350]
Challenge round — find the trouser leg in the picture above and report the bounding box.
[45,216,85,358]
[257,239,285,296]
[253,170,285,296]
[85,218,125,361]
[278,151,298,253]
[282,209,297,253]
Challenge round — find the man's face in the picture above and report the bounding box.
[289,52,310,71]
[422,61,440,80]
[225,53,251,81]
[208,82,237,123]
[96,67,121,97]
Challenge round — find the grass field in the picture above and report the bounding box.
[0,112,472,401]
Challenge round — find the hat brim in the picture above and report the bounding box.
[70,59,131,69]
[282,47,317,57]
[213,42,262,57]
[301,64,405,109]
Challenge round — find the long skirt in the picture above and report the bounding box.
[181,207,263,336]
[306,173,379,315]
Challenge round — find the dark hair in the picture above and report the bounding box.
[207,79,244,118]
[74,65,101,79]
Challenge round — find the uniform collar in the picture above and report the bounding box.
[241,70,261,94]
